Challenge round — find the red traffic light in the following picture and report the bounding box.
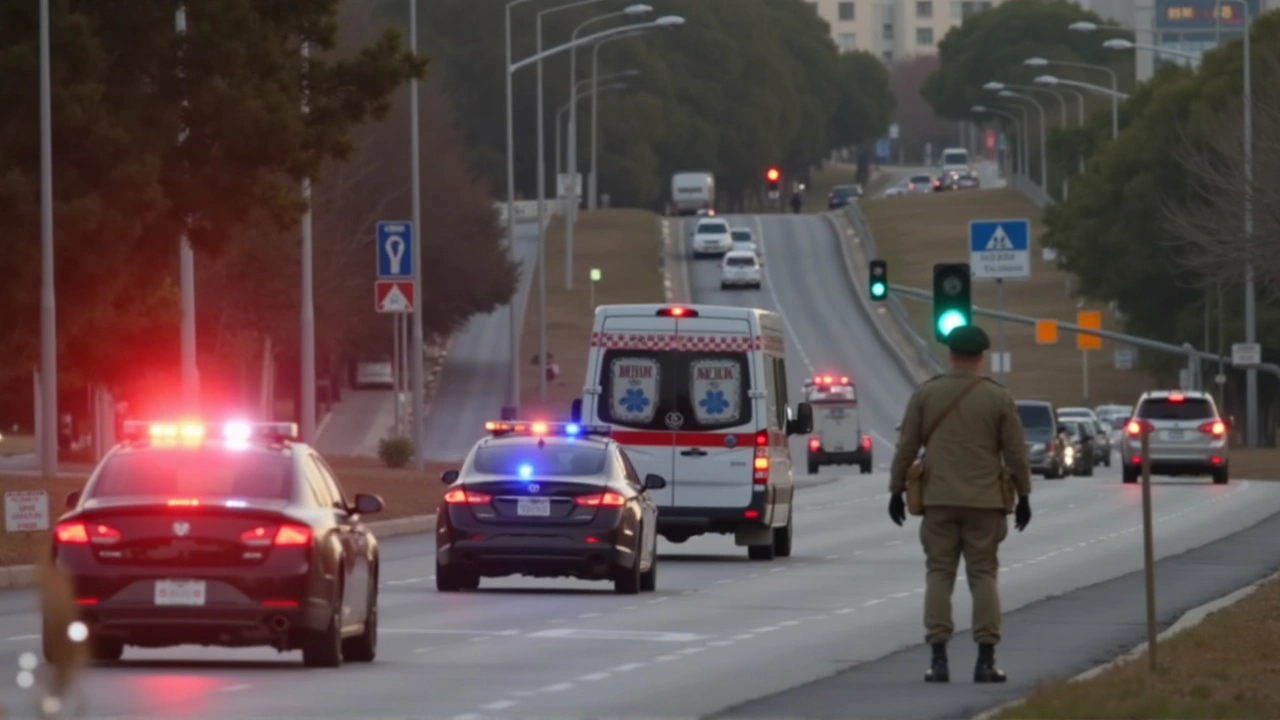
[766,168,780,182]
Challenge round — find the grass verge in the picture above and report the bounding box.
[518,209,665,420]
[0,455,455,567]
[1002,572,1280,719]
[861,188,1158,409]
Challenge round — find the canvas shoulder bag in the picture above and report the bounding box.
[905,377,985,516]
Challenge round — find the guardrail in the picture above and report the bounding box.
[841,204,946,376]
[493,198,571,223]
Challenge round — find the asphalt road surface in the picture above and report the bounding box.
[2,210,1277,719]
[420,221,541,462]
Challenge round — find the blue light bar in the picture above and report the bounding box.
[483,420,610,438]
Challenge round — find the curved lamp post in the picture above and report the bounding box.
[1025,56,1120,139]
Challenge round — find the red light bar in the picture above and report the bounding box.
[656,306,699,317]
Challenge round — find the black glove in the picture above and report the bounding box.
[1014,496,1032,531]
[888,492,906,527]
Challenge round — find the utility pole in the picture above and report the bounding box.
[38,0,58,475]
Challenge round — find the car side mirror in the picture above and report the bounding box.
[643,474,667,491]
[441,469,460,485]
[570,398,583,423]
[353,493,383,515]
[787,402,814,435]
[65,490,81,509]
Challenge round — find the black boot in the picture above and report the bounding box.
[924,643,949,683]
[974,643,1007,683]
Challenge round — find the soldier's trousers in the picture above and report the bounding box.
[919,506,1008,645]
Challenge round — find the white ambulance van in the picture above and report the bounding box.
[571,304,813,560]
[803,375,872,475]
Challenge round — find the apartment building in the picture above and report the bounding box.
[805,0,997,62]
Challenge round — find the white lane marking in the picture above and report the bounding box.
[221,684,252,693]
[483,701,517,711]
[648,597,670,604]
[677,647,706,655]
[751,626,780,633]
[579,612,603,618]
[579,672,611,682]
[707,640,735,647]
[778,620,801,627]
[890,592,911,599]
[654,654,682,662]
[386,578,422,586]
[835,608,855,615]
[527,628,708,642]
[3,635,39,642]
[452,715,480,720]
[864,599,885,607]
[541,682,575,693]
[412,646,435,653]
[769,568,787,573]
[611,663,647,672]
[886,540,902,546]
[730,633,756,641]
[824,554,839,560]
[381,628,521,636]
[715,579,733,584]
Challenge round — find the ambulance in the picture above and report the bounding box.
[571,304,813,560]
[803,375,873,475]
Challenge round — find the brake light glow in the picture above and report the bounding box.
[756,430,768,447]
[54,521,89,544]
[575,492,626,507]
[656,306,699,317]
[1199,420,1226,436]
[809,437,820,451]
[744,510,760,519]
[75,598,98,605]
[443,488,492,504]
[1168,392,1184,402]
[168,498,200,507]
[240,524,312,547]
[861,435,872,449]
[262,599,299,608]
[840,376,850,384]
[1125,419,1153,436]
[530,421,549,436]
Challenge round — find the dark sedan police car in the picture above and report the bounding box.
[435,421,663,594]
[49,421,383,668]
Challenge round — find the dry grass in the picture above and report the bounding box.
[1003,573,1280,719]
[0,433,34,457]
[862,188,1159,409]
[1225,447,1280,480]
[0,455,455,567]
[801,163,857,213]
[518,209,665,420]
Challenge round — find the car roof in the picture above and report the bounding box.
[1139,389,1213,401]
[724,250,758,259]
[476,434,613,450]
[1058,407,1094,413]
[731,227,753,233]
[696,217,726,225]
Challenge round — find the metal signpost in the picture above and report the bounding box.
[968,219,1030,384]
[1140,426,1158,671]
[377,221,416,438]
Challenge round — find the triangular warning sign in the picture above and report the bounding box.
[985,225,1014,250]
[379,285,410,312]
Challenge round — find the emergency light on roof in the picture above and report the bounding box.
[656,306,699,317]
[810,375,851,386]
[121,421,299,444]
[484,421,610,438]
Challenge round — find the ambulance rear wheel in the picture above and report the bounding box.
[860,461,872,474]
[807,459,819,474]
[773,515,793,558]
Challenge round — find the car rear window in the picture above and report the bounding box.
[89,450,293,501]
[698,221,728,234]
[725,256,756,267]
[1017,404,1054,429]
[943,151,968,165]
[1138,398,1215,420]
[910,175,931,183]
[598,350,752,432]
[731,230,752,241]
[472,444,607,477]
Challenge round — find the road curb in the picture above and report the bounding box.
[0,513,438,591]
[967,565,1280,720]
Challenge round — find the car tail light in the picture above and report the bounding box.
[75,598,98,605]
[808,437,820,451]
[756,430,768,446]
[1125,419,1153,436]
[576,492,626,507]
[1211,455,1223,465]
[744,509,760,519]
[168,498,200,507]
[443,489,492,505]
[240,523,312,547]
[861,435,872,450]
[1199,420,1226,436]
[262,599,299,608]
[54,521,120,545]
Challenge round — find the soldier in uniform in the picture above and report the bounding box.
[887,325,1033,683]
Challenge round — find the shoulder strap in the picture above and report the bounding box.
[922,377,986,444]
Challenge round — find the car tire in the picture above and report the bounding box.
[1103,453,1112,468]
[639,539,658,592]
[720,283,729,290]
[614,555,642,595]
[342,569,378,663]
[807,459,819,474]
[1122,467,1138,484]
[773,514,793,558]
[435,558,463,592]
[860,460,872,474]
[302,592,344,668]
[1212,467,1229,484]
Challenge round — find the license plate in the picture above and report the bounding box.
[155,579,206,606]
[1164,430,1186,440]
[517,498,551,517]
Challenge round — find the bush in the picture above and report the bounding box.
[378,437,415,469]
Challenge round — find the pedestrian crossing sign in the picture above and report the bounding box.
[969,219,1030,280]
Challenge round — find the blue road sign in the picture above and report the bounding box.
[969,218,1030,280]
[376,221,414,279]
[875,138,891,159]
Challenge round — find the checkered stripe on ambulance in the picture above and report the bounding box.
[582,304,794,544]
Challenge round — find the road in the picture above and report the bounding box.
[419,221,541,462]
[1,210,1277,719]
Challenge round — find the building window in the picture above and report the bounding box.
[916,1,933,18]
[916,27,934,44]
[881,50,894,63]
[950,1,961,17]
[839,1,855,20]
[838,33,856,51]
[882,22,894,40]
[959,1,991,18]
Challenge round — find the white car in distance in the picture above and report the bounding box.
[720,250,762,290]
[691,217,733,258]
[730,227,758,254]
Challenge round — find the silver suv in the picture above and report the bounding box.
[1121,390,1229,484]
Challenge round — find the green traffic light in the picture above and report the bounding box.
[936,309,969,336]
[871,281,886,298]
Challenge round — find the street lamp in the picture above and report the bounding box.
[558,81,631,180]
[1028,76,1087,176]
[566,4,658,291]
[504,15,685,414]
[1025,56,1120,139]
[1034,74,1130,99]
[1102,37,1202,62]
[993,88,1048,190]
[972,105,1025,178]
[590,28,650,210]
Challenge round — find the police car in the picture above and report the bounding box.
[434,421,663,594]
[804,375,873,474]
[49,421,383,667]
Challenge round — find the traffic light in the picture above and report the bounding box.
[766,167,780,192]
[869,260,887,301]
[932,263,972,342]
